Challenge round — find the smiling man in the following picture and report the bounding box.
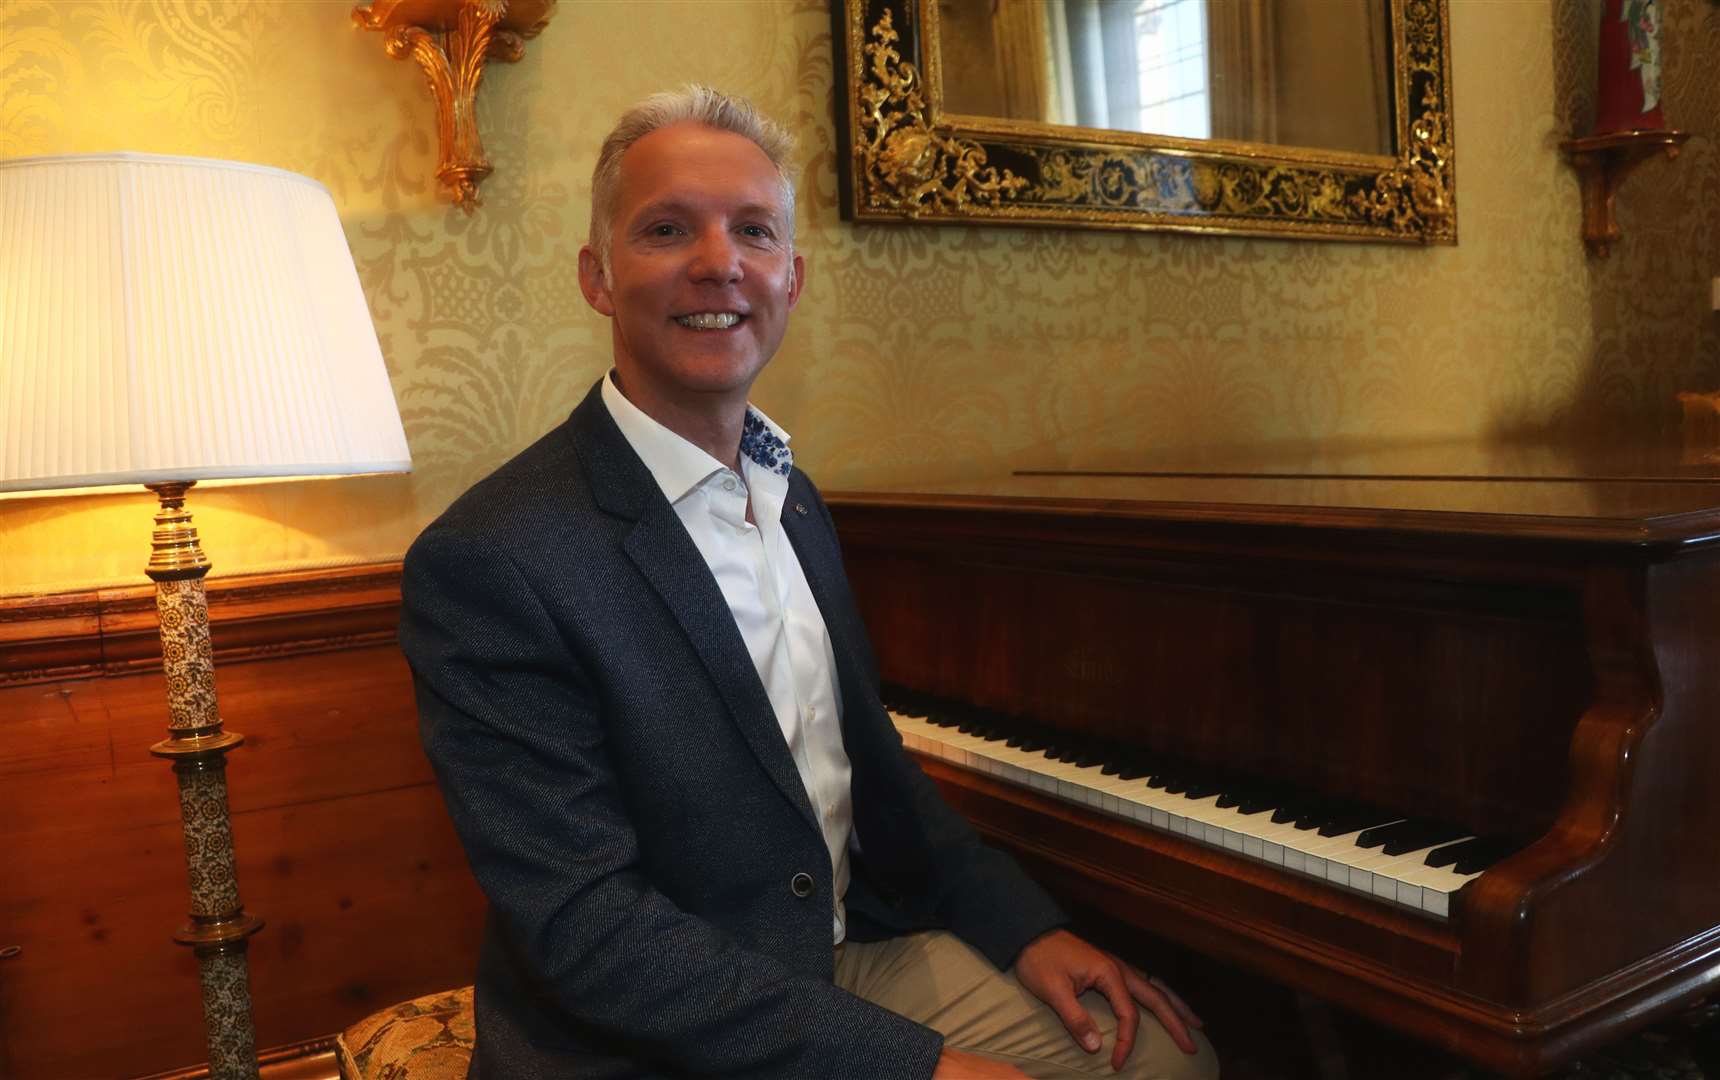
[399,87,1218,1080]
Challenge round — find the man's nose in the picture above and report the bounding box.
[687,228,742,284]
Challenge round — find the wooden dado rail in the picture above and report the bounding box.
[0,562,407,686]
[0,562,485,1079]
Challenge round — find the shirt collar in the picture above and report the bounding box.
[600,372,794,505]
[740,406,794,479]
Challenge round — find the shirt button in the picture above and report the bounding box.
[791,872,815,899]
[722,477,737,492]
[807,706,817,723]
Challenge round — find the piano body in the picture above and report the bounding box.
[826,461,1720,1077]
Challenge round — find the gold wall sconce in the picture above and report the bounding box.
[353,0,557,212]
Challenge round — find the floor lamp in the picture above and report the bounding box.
[0,153,411,1079]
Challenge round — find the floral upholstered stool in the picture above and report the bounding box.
[336,985,475,1080]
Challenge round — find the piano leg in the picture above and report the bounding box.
[1296,992,1350,1080]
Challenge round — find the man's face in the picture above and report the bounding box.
[579,122,804,415]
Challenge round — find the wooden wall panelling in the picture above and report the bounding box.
[0,563,405,686]
[0,564,486,1079]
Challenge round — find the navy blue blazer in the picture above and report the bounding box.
[400,381,1065,1079]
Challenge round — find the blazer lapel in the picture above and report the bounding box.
[569,384,821,837]
[779,481,878,737]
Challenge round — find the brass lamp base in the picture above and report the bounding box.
[144,481,263,1080]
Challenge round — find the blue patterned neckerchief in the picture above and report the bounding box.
[739,408,793,478]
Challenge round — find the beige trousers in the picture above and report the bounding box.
[835,931,1220,1080]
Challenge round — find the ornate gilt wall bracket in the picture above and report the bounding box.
[353,0,557,212]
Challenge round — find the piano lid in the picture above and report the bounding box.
[826,439,1720,547]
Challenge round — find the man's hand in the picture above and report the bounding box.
[1013,929,1203,1072]
[932,1048,1031,1078]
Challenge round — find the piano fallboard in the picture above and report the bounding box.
[828,467,1720,1078]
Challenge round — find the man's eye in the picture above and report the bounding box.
[649,223,681,237]
[740,225,772,239]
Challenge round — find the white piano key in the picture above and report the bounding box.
[890,712,1483,921]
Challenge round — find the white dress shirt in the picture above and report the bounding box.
[601,373,855,943]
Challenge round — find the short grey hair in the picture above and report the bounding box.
[588,85,798,276]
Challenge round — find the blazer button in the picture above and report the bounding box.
[790,872,815,899]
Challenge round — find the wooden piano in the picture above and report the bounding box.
[826,452,1720,1078]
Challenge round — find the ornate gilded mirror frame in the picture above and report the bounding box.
[832,0,1456,243]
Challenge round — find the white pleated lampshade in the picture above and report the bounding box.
[0,152,411,495]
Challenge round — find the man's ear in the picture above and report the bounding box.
[786,251,806,310]
[577,246,615,317]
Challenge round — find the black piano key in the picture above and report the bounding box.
[1382,826,1467,856]
[1357,819,1468,855]
[1214,776,1270,810]
[1182,773,1224,800]
[974,712,1015,742]
[1425,837,1476,868]
[959,713,999,738]
[1316,807,1400,838]
[1235,784,1293,816]
[1116,758,1153,781]
[1001,718,1036,748]
[1157,769,1193,794]
[1425,836,1516,875]
[1357,819,1415,849]
[1147,760,1192,790]
[1291,798,1343,831]
[1217,784,1278,816]
[1450,840,1518,875]
[898,691,936,719]
[1271,793,1326,825]
[1072,741,1108,768]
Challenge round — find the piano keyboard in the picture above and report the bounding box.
[888,700,1499,920]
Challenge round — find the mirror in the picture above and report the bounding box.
[937,0,1393,157]
[832,0,1455,243]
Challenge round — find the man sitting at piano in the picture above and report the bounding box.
[399,86,1218,1080]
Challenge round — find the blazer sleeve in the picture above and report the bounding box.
[400,524,945,1080]
[799,480,1068,972]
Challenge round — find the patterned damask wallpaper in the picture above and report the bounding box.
[1,0,1716,594]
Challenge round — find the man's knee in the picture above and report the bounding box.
[1117,1025,1219,1080]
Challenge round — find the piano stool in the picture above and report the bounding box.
[335,986,474,1080]
[327,979,1720,1079]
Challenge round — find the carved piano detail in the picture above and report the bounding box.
[828,467,1720,1078]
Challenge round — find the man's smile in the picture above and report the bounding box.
[674,311,746,330]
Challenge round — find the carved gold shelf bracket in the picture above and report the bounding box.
[353,0,557,213]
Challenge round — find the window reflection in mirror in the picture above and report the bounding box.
[937,0,1396,158]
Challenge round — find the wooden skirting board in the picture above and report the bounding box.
[0,560,487,1079]
[134,1036,338,1080]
